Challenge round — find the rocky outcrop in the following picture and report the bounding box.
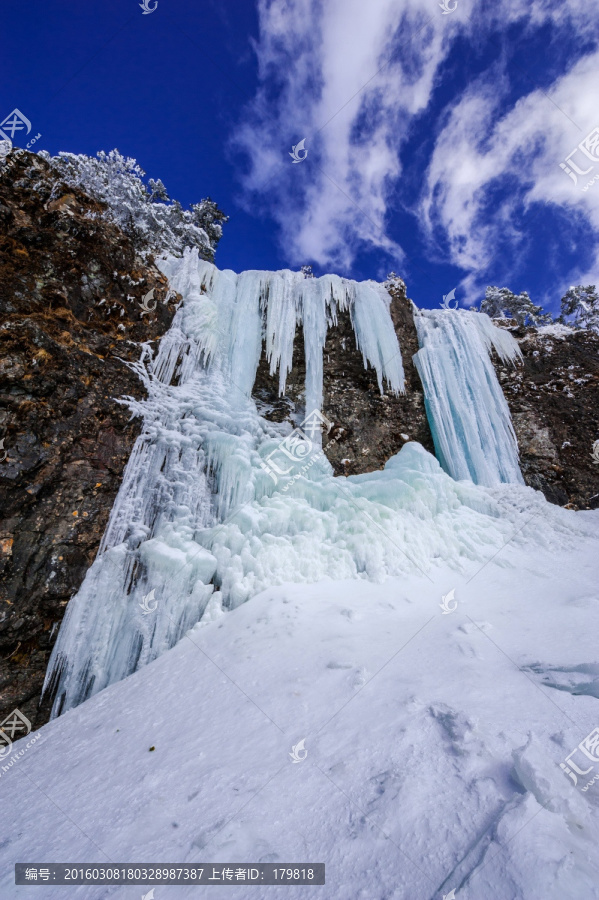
[0,151,178,728]
[321,283,434,473]
[492,323,599,508]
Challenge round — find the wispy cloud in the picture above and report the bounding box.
[232,0,457,269]
[232,0,599,295]
[421,47,599,304]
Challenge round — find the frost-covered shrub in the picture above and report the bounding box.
[559,285,599,331]
[384,271,407,292]
[481,286,551,327]
[37,149,227,260]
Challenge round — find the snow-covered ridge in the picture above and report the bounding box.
[38,149,227,261]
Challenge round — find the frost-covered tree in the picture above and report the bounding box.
[481,286,551,327]
[301,265,314,278]
[147,177,169,202]
[191,198,227,251]
[559,285,599,331]
[37,149,227,260]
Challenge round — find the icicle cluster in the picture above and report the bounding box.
[413,309,524,487]
[44,251,405,717]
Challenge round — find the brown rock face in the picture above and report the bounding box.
[252,279,434,474]
[0,151,178,728]
[321,284,434,473]
[492,323,599,508]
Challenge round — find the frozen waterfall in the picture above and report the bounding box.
[413,309,524,487]
[43,251,405,717]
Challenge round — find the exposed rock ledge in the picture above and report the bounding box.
[491,322,599,509]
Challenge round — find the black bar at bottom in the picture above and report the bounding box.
[16,863,325,885]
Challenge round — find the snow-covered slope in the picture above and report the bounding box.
[3,496,599,899]
[30,252,599,900]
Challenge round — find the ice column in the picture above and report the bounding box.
[413,309,523,487]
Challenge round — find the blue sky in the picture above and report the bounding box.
[2,0,598,312]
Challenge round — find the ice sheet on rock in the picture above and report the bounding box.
[413,309,524,487]
[43,311,226,716]
[44,250,406,717]
[162,253,405,401]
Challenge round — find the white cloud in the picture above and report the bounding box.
[421,48,599,305]
[233,0,599,292]
[233,0,459,269]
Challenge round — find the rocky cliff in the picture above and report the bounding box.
[0,151,178,728]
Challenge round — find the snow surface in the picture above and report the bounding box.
[3,498,599,899]
[535,324,576,340]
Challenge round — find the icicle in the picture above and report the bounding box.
[263,270,303,396]
[299,276,328,429]
[413,309,523,487]
[352,280,405,394]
